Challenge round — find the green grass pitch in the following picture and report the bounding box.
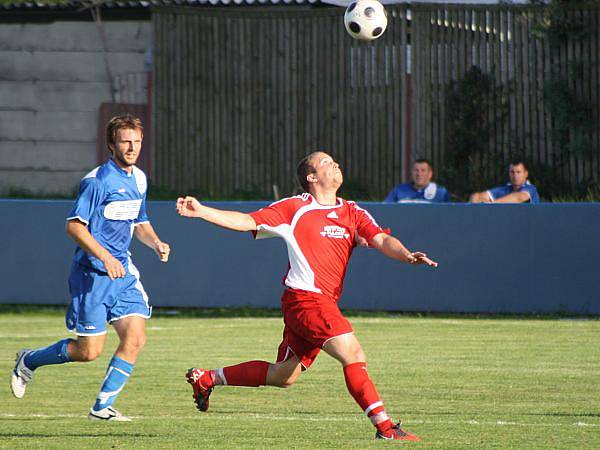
[1,308,599,449]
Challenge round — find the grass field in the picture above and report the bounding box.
[1,307,599,449]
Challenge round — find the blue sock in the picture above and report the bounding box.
[24,339,72,370]
[92,356,134,412]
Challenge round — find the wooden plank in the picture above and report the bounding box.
[537,10,549,172]
[500,8,509,159]
[399,6,409,182]
[422,8,431,165]
[429,8,439,172]
[412,8,422,168]
[509,10,528,162]
[592,8,600,182]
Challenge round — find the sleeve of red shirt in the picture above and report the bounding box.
[248,198,298,239]
[352,202,390,242]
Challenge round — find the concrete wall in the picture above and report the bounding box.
[0,21,151,195]
[1,200,598,314]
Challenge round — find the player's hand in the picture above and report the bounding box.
[354,232,371,248]
[406,251,438,267]
[154,240,170,262]
[102,254,126,279]
[176,196,203,218]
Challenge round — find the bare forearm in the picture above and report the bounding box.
[66,220,111,261]
[66,219,129,278]
[470,191,492,203]
[371,233,412,263]
[370,233,438,267]
[135,222,170,262]
[134,222,161,248]
[493,191,530,203]
[195,204,256,232]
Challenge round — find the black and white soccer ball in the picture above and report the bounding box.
[344,0,388,41]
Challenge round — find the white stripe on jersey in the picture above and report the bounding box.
[262,194,308,209]
[256,222,321,294]
[83,166,100,180]
[255,195,344,293]
[132,166,147,195]
[66,215,90,225]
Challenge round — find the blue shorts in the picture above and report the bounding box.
[66,261,152,336]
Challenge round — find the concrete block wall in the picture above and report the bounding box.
[0,20,152,195]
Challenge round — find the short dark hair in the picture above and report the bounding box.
[296,152,319,193]
[106,114,144,153]
[509,158,528,171]
[414,158,433,171]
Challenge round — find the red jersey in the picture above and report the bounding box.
[249,193,386,301]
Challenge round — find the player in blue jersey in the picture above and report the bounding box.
[469,160,540,204]
[10,115,170,421]
[384,159,451,203]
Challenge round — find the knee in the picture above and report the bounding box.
[356,348,366,362]
[273,374,299,389]
[76,345,103,362]
[345,348,366,366]
[122,334,146,355]
[268,366,301,388]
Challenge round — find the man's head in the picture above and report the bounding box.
[411,158,434,190]
[508,159,529,189]
[297,151,343,194]
[106,115,144,169]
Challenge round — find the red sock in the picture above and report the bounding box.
[221,360,270,387]
[343,362,393,431]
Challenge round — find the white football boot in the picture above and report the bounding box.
[11,349,33,398]
[88,406,132,421]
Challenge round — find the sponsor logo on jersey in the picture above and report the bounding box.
[104,199,142,220]
[118,188,126,193]
[320,225,349,239]
[326,211,339,219]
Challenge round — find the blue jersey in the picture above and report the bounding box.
[487,181,540,204]
[67,159,150,272]
[384,182,451,203]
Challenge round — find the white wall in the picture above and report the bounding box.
[0,20,152,195]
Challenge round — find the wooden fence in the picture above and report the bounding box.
[411,4,600,196]
[153,3,599,199]
[153,6,411,199]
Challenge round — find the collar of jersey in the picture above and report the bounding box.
[308,194,343,209]
[108,158,133,177]
[411,182,431,193]
[505,180,530,190]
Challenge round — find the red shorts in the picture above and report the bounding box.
[276,289,353,369]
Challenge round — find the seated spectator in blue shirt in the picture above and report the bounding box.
[384,159,451,203]
[469,160,540,204]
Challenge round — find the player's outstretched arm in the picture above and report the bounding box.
[370,233,438,267]
[176,196,257,232]
[66,219,126,279]
[134,223,170,262]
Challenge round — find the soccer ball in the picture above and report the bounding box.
[344,0,388,41]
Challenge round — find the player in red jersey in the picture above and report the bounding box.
[176,151,437,441]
